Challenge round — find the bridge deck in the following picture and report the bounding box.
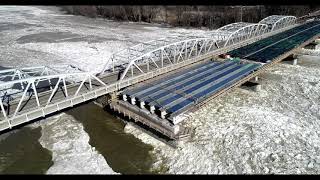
[120,20,320,125]
[1,20,319,133]
[121,60,260,122]
[228,20,320,62]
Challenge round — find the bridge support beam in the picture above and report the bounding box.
[254,84,262,92]
[150,106,155,114]
[130,97,136,105]
[139,101,145,109]
[122,94,128,101]
[292,58,298,65]
[160,110,167,119]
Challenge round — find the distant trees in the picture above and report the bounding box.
[60,6,320,29]
[62,6,98,18]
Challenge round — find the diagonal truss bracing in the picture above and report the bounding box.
[0,14,301,131]
[259,15,297,31]
[0,65,106,128]
[100,22,271,80]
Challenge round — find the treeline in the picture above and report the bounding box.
[60,6,320,29]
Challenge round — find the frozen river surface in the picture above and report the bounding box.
[0,6,320,174]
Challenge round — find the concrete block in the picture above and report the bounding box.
[122,94,127,101]
[293,59,298,66]
[160,110,167,119]
[173,125,180,135]
[139,101,145,109]
[150,106,155,114]
[130,97,136,105]
[254,84,262,92]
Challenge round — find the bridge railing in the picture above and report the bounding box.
[259,15,297,31]
[99,15,299,82]
[0,70,106,128]
[102,24,273,81]
[0,14,304,131]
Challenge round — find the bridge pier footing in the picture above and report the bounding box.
[94,92,118,108]
[292,58,298,65]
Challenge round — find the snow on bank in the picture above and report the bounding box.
[39,113,118,174]
[0,6,210,72]
[0,6,210,174]
[2,5,320,174]
[129,59,320,174]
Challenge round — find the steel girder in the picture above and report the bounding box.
[0,14,301,127]
[259,15,297,31]
[100,23,273,81]
[114,36,222,80]
[0,65,84,82]
[216,22,269,47]
[0,66,106,127]
[100,35,201,74]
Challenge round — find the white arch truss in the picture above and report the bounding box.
[100,35,193,74]
[0,70,107,127]
[100,22,272,81]
[216,22,269,47]
[0,64,84,82]
[100,35,225,80]
[259,15,297,31]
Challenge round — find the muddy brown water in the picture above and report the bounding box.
[0,102,156,174]
[0,127,53,174]
[66,102,156,174]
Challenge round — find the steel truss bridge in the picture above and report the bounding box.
[0,14,316,132]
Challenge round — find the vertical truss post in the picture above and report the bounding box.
[14,82,31,117]
[0,99,7,119]
[88,76,92,89]
[161,48,164,68]
[31,81,40,107]
[17,73,24,89]
[112,56,115,73]
[47,77,62,105]
[131,65,134,77]
[62,77,68,97]
[185,41,188,60]
[174,46,177,63]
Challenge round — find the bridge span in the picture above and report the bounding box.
[1,15,319,141]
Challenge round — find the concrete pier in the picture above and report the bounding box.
[292,59,298,65]
[254,84,262,92]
